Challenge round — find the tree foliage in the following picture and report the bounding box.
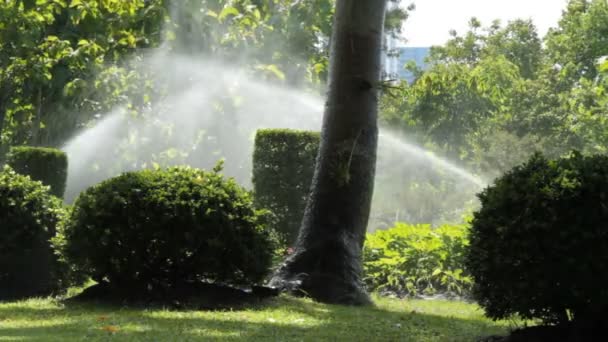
[0,0,166,151]
[545,0,608,83]
[383,0,608,178]
[0,0,341,158]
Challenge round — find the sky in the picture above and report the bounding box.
[400,0,569,47]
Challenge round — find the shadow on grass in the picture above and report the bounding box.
[59,281,280,311]
[0,296,509,341]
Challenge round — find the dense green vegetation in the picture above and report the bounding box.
[0,0,338,156]
[1,0,606,187]
[363,222,472,298]
[467,152,608,324]
[0,0,166,151]
[383,0,608,179]
[0,295,511,341]
[252,129,319,246]
[0,166,70,299]
[3,0,606,224]
[6,146,68,198]
[1,0,608,340]
[59,165,274,295]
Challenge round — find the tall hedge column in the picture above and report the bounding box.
[6,146,68,198]
[252,129,320,246]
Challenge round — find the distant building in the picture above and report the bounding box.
[382,45,431,83]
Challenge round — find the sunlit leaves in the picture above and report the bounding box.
[218,6,240,21]
[0,0,165,148]
[363,222,473,297]
[254,64,286,81]
[382,7,608,179]
[550,1,608,76]
[599,57,608,73]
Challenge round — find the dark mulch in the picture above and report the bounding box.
[480,320,606,342]
[64,281,279,310]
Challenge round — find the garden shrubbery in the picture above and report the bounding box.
[6,146,68,198]
[59,165,274,295]
[466,152,608,324]
[252,129,319,246]
[363,222,472,298]
[0,166,70,299]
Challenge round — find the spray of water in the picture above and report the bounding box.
[61,5,486,228]
[62,55,323,199]
[62,51,484,228]
[378,133,486,188]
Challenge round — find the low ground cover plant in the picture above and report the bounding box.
[363,222,472,298]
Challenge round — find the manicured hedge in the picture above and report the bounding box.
[252,129,320,245]
[466,152,608,324]
[0,166,70,299]
[6,146,68,198]
[61,165,274,295]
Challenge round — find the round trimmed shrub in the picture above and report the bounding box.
[0,165,70,299]
[466,152,608,324]
[62,166,274,294]
[6,146,68,198]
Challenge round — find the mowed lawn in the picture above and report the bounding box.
[0,294,515,341]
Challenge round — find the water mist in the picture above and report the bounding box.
[62,13,485,229]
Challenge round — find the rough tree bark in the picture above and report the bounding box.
[269,0,387,305]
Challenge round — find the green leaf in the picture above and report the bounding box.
[218,7,240,21]
[255,64,286,81]
[599,59,608,73]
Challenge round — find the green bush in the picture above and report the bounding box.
[363,222,472,297]
[0,166,70,299]
[60,165,274,294]
[466,152,608,324]
[6,146,68,198]
[252,129,319,246]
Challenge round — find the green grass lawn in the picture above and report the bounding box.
[0,294,514,341]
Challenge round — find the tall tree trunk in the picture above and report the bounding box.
[269,0,387,305]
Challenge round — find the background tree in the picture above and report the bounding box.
[381,3,608,179]
[0,0,167,155]
[0,0,335,158]
[269,0,388,305]
[484,19,542,79]
[545,0,608,84]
